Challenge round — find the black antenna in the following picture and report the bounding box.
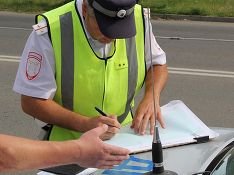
[143,8,177,175]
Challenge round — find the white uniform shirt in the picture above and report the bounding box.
[13,0,166,100]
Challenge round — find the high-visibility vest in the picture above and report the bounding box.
[37,0,146,141]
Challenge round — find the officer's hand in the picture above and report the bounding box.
[89,115,121,140]
[75,125,130,169]
[131,97,165,135]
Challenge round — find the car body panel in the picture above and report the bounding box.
[92,127,234,175]
[137,127,234,175]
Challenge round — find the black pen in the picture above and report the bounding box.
[94,107,120,129]
[95,107,107,116]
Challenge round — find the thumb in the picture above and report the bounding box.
[90,124,108,137]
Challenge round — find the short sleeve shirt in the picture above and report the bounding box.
[13,0,166,100]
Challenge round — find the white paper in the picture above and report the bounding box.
[105,100,219,153]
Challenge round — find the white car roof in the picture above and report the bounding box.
[139,127,234,175]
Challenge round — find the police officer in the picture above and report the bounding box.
[13,0,168,141]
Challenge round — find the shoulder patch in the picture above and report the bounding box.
[26,52,42,80]
[32,21,48,35]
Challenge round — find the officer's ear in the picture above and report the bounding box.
[82,0,88,18]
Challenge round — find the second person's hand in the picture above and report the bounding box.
[75,125,129,169]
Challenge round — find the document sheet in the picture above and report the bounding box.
[105,100,219,153]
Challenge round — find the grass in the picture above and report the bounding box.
[0,0,234,17]
[140,0,234,17]
[0,0,70,13]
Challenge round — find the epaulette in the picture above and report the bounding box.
[143,8,151,18]
[32,20,48,35]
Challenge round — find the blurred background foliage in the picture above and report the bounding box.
[0,0,234,17]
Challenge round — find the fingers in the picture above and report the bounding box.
[99,116,121,129]
[96,159,125,169]
[139,114,151,135]
[104,144,130,156]
[101,123,120,140]
[132,106,151,134]
[104,155,129,163]
[99,126,120,140]
[157,111,165,129]
[97,158,126,167]
[136,113,164,135]
[131,111,144,134]
[98,116,120,140]
[95,154,129,168]
[100,133,115,140]
[95,145,130,169]
[131,103,166,135]
[90,124,108,137]
[150,115,156,135]
[107,125,119,134]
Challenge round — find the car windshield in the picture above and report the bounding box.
[211,147,234,175]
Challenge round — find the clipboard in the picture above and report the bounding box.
[105,100,219,153]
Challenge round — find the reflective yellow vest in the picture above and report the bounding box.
[37,0,146,141]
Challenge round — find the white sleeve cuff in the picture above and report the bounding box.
[13,85,56,100]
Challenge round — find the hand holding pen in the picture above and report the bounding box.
[93,107,121,140]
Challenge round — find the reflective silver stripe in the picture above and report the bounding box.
[92,1,134,18]
[60,12,74,110]
[118,38,138,123]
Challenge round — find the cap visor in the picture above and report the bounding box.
[94,10,136,39]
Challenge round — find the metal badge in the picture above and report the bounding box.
[117,9,127,18]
